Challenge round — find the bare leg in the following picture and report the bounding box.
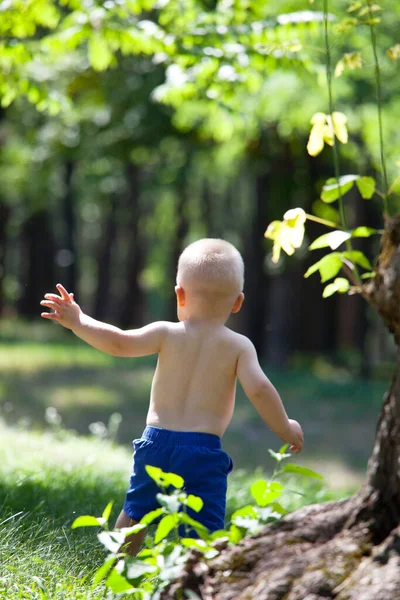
[115,509,146,557]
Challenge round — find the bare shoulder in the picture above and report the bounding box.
[224,328,255,355]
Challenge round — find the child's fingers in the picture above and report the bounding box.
[56,283,71,301]
[41,311,60,320]
[44,294,62,304]
[40,300,59,311]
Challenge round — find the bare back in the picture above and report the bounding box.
[147,321,245,437]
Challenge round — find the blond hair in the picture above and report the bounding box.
[177,238,244,297]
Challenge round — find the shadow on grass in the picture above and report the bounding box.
[0,469,125,575]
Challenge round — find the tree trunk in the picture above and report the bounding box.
[160,217,400,600]
[93,195,117,320]
[118,163,145,329]
[243,170,269,358]
[0,202,10,316]
[60,160,78,293]
[18,210,56,318]
[167,178,190,320]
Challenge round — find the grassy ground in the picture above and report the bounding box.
[0,421,354,600]
[1,319,375,598]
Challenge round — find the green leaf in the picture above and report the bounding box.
[126,560,158,581]
[271,502,288,515]
[250,480,283,507]
[102,501,113,522]
[71,515,104,529]
[209,529,230,541]
[145,465,184,489]
[321,175,359,203]
[312,200,340,224]
[121,524,147,537]
[145,465,163,484]
[231,505,258,520]
[183,494,204,513]
[342,250,372,270]
[106,568,134,593]
[93,557,117,585]
[351,226,378,238]
[180,538,210,551]
[361,272,376,280]
[309,230,351,251]
[179,513,209,540]
[323,277,350,298]
[154,514,179,544]
[97,531,124,553]
[282,464,323,480]
[140,507,166,525]
[304,253,343,283]
[268,448,290,462]
[279,444,289,454]
[88,34,113,71]
[228,524,244,544]
[355,176,376,199]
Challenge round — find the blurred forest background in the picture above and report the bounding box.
[1,0,400,479]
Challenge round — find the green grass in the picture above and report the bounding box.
[0,421,354,600]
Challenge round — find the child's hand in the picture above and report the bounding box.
[40,284,82,330]
[286,419,304,454]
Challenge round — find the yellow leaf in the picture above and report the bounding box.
[272,242,281,263]
[322,123,334,147]
[283,208,306,228]
[265,212,306,263]
[283,208,306,249]
[387,45,400,61]
[307,122,325,157]
[335,59,345,78]
[310,112,326,125]
[332,112,348,144]
[344,51,362,70]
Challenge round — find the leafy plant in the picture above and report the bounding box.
[264,0,399,299]
[72,451,322,597]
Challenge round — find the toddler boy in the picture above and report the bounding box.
[41,238,303,555]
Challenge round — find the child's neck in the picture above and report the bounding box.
[184,314,227,326]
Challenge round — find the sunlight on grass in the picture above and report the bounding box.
[0,420,132,475]
[0,343,115,372]
[49,386,120,409]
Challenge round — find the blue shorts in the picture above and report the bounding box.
[123,426,233,534]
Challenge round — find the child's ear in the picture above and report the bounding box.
[175,285,186,307]
[231,292,244,314]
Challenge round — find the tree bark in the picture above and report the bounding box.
[167,178,190,320]
[0,202,10,316]
[243,170,269,358]
[118,162,145,329]
[160,217,400,600]
[60,160,78,293]
[93,195,117,320]
[18,209,56,318]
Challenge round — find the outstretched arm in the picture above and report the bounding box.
[236,338,303,453]
[40,284,167,357]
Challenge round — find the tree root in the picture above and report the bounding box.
[160,498,400,600]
